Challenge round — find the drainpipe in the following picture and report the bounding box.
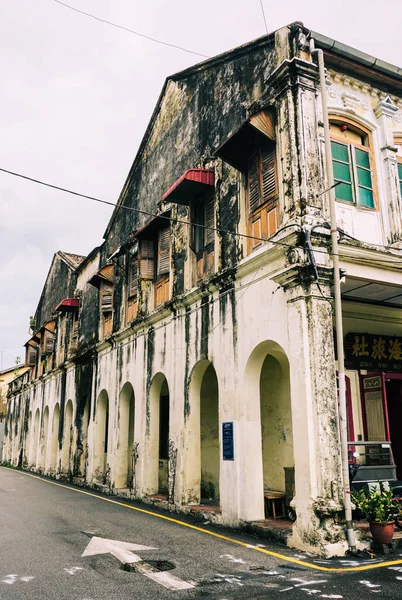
[310,38,356,552]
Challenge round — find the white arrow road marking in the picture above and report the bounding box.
[81,536,195,591]
[82,536,156,565]
[144,572,195,590]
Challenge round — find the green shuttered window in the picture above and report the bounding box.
[398,162,402,198]
[331,139,374,209]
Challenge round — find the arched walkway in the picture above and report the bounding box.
[49,403,60,473]
[115,382,135,489]
[41,406,50,471]
[77,398,90,478]
[25,410,32,466]
[147,373,170,496]
[183,360,220,506]
[92,390,109,483]
[61,400,73,474]
[241,341,293,521]
[33,408,40,469]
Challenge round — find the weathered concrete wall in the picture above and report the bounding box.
[35,254,77,329]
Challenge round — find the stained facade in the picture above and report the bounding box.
[4,22,402,556]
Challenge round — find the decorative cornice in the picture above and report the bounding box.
[327,69,402,109]
[374,97,400,119]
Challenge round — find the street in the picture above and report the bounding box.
[1,467,402,599]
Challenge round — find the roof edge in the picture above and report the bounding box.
[311,30,402,80]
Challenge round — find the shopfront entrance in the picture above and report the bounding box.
[345,332,402,482]
[359,372,402,481]
[385,375,402,480]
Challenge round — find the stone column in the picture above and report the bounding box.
[274,265,347,556]
[374,98,402,245]
[268,58,323,223]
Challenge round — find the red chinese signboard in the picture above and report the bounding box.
[345,333,402,372]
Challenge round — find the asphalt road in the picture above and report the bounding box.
[1,467,402,599]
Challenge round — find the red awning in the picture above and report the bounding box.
[161,169,214,205]
[55,298,80,312]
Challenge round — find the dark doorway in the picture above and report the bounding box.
[385,378,402,480]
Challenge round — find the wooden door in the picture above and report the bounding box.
[361,374,387,441]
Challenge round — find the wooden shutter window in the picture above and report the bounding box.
[128,257,138,297]
[157,227,170,276]
[45,332,54,354]
[140,239,155,279]
[248,146,277,214]
[204,196,215,246]
[101,285,113,313]
[248,152,260,214]
[261,147,277,203]
[71,320,79,344]
[27,346,37,366]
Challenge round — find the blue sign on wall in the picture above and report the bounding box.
[222,422,234,461]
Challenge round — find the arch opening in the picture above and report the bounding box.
[41,406,50,471]
[183,360,220,507]
[242,341,294,521]
[115,382,135,489]
[61,400,73,474]
[33,408,40,468]
[93,390,109,484]
[50,403,60,473]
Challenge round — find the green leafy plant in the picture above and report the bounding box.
[352,484,399,525]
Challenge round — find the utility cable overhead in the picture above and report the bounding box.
[0,166,401,269]
[259,0,269,35]
[53,0,210,59]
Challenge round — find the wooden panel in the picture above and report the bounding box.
[157,227,170,275]
[249,108,276,141]
[140,239,155,279]
[27,346,37,366]
[267,206,278,238]
[196,257,205,281]
[126,297,138,323]
[248,152,260,213]
[155,276,170,307]
[251,216,262,247]
[207,250,214,275]
[365,391,386,440]
[101,286,113,313]
[204,195,215,246]
[45,332,54,354]
[128,257,138,297]
[103,313,113,337]
[261,147,277,202]
[99,264,114,283]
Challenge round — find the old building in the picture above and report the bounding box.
[0,364,29,422]
[4,22,402,556]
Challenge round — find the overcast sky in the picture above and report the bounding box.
[0,0,401,370]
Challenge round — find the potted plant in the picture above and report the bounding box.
[352,484,399,544]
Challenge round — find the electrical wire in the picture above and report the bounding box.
[53,0,210,59]
[259,0,268,35]
[1,166,401,269]
[0,166,297,250]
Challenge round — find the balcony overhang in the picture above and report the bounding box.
[25,336,39,348]
[134,210,171,238]
[55,298,80,312]
[340,276,402,307]
[161,170,214,206]
[88,264,114,289]
[214,108,276,172]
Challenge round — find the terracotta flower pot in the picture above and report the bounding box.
[369,521,394,544]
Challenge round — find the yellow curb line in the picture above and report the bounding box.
[3,467,402,573]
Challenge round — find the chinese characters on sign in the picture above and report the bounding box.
[345,333,402,372]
